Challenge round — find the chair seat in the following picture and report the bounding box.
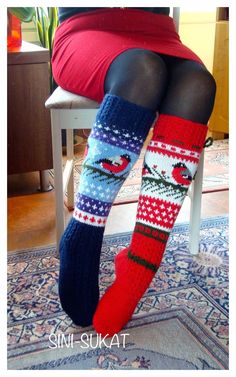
[45,86,100,109]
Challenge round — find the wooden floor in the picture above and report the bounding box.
[8,168,229,252]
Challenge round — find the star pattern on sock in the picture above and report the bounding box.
[137,195,180,230]
[93,114,208,337]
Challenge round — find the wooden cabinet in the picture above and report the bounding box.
[8,41,53,175]
[208,10,229,138]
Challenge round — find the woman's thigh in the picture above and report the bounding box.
[159,56,216,123]
[104,48,168,110]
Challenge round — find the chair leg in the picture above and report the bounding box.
[66,129,74,210]
[189,150,205,255]
[39,170,53,192]
[51,110,65,251]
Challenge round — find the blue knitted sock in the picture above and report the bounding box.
[59,94,156,326]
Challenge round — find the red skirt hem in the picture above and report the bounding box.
[52,8,203,102]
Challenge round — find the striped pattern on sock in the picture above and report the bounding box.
[58,94,156,327]
[93,114,208,337]
[73,94,156,227]
[129,114,208,268]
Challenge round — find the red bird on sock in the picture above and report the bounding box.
[171,162,192,186]
[96,154,131,174]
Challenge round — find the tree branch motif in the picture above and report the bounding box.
[83,163,127,186]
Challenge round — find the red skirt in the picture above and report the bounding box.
[52,8,203,103]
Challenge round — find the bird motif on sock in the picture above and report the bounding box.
[171,162,192,186]
[96,154,131,174]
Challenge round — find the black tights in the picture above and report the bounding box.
[104,48,216,124]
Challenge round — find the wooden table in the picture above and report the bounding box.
[7,41,53,191]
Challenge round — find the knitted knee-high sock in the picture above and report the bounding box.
[59,94,155,326]
[93,114,208,335]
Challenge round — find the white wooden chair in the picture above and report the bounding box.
[45,7,205,255]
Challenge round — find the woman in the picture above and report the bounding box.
[52,7,216,336]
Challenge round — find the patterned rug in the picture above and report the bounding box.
[7,216,229,370]
[49,138,229,205]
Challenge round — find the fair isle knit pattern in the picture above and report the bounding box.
[136,129,202,233]
[73,120,147,226]
[93,114,208,336]
[129,114,208,270]
[58,94,156,327]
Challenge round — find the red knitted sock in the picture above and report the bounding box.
[93,114,207,336]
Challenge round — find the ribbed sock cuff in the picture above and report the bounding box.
[153,114,208,152]
[96,94,156,139]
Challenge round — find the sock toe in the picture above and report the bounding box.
[59,218,103,326]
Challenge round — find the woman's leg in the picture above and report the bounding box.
[104,48,168,110]
[59,49,168,326]
[160,57,216,123]
[93,58,216,336]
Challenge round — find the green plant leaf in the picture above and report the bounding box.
[48,7,58,54]
[36,20,44,46]
[32,6,59,93]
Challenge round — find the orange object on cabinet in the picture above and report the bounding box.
[7,11,22,49]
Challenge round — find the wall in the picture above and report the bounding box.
[179,9,217,72]
[22,20,39,45]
